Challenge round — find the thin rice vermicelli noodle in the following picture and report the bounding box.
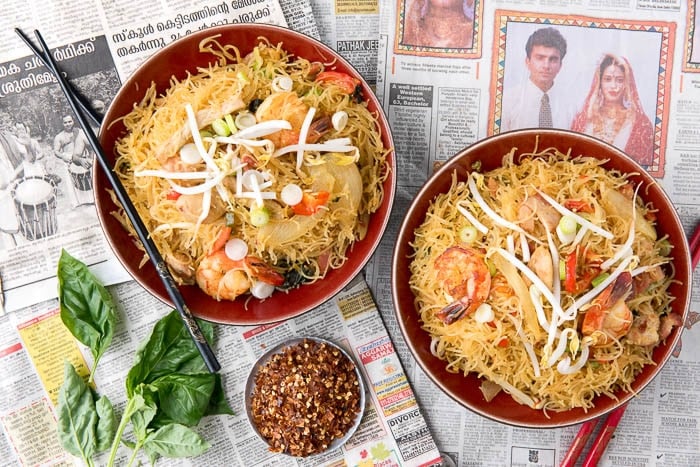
[409,146,681,412]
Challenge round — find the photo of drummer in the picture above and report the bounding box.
[53,114,95,207]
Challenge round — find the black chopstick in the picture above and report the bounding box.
[26,28,221,373]
[14,28,102,128]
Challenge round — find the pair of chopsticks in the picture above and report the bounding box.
[560,404,627,467]
[16,28,221,373]
[562,222,700,466]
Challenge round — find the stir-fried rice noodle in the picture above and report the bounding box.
[111,36,389,301]
[409,146,678,413]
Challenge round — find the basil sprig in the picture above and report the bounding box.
[58,249,116,382]
[56,252,231,466]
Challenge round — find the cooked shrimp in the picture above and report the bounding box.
[254,92,331,147]
[581,271,633,346]
[195,250,284,301]
[434,246,491,324]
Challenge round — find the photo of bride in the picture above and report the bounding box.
[571,53,654,166]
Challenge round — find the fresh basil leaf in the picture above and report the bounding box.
[150,373,216,426]
[57,250,116,373]
[95,395,116,452]
[129,386,157,442]
[205,374,234,416]
[57,362,97,461]
[126,311,214,396]
[143,424,211,459]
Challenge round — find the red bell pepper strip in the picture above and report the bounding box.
[165,190,181,201]
[292,191,330,216]
[563,200,594,213]
[565,251,578,293]
[315,71,360,94]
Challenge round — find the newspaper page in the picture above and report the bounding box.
[368,0,700,466]
[0,0,321,314]
[0,276,441,466]
[308,0,381,84]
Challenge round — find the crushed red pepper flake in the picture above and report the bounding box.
[249,339,362,457]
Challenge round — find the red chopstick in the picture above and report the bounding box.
[690,223,700,270]
[560,404,627,467]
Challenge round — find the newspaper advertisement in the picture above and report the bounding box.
[0,276,441,466]
[309,0,381,84]
[0,0,321,314]
[364,0,700,466]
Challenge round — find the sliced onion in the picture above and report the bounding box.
[473,303,494,323]
[271,75,293,92]
[224,238,248,261]
[234,111,257,130]
[251,281,275,299]
[281,183,303,206]
[179,142,202,164]
[332,111,348,131]
[601,184,640,270]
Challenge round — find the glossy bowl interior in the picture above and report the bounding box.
[96,24,395,325]
[392,129,691,428]
[244,336,366,457]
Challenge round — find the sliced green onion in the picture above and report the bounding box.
[237,71,249,84]
[657,238,672,256]
[212,118,231,136]
[559,259,566,281]
[558,216,578,235]
[486,259,497,277]
[591,273,610,287]
[250,205,270,227]
[224,114,236,133]
[459,225,478,244]
[556,215,578,245]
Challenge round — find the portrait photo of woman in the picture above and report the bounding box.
[571,53,654,166]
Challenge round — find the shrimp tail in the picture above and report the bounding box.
[607,271,633,305]
[437,296,473,325]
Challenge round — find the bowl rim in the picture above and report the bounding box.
[391,128,692,428]
[243,336,366,458]
[95,23,396,325]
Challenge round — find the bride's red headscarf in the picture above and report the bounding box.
[571,53,653,165]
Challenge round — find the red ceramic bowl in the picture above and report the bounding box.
[96,24,395,325]
[392,129,691,428]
